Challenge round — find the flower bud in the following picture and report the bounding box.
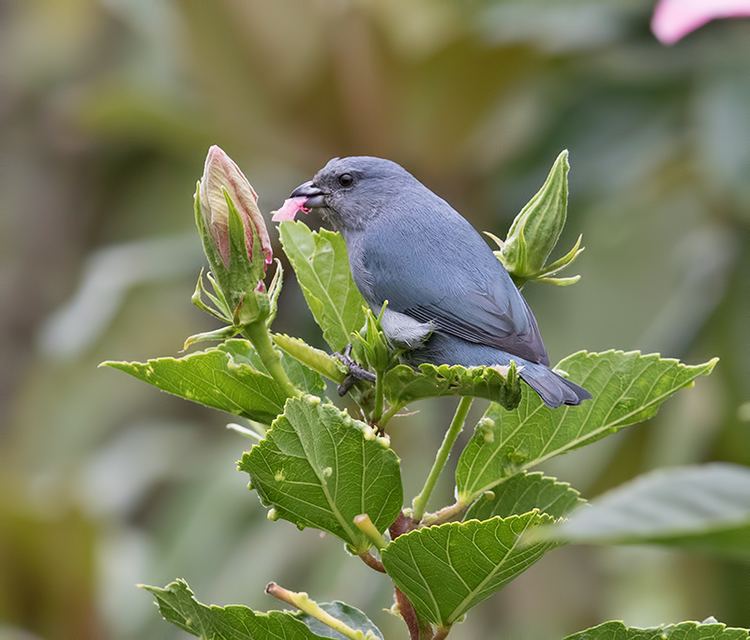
[195,146,273,315]
[501,150,569,279]
[199,145,272,268]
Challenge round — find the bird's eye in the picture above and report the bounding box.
[338,173,354,187]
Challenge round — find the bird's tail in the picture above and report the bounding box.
[518,362,591,408]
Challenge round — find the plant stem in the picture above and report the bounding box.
[389,513,433,639]
[371,373,384,424]
[420,500,468,526]
[353,514,387,550]
[433,626,451,640]
[265,583,370,640]
[378,401,405,428]
[358,552,386,573]
[243,321,300,398]
[411,397,473,523]
[395,587,432,640]
[273,333,347,383]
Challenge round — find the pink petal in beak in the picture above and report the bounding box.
[271,197,310,222]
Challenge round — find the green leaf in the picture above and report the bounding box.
[564,620,749,639]
[239,396,403,553]
[550,464,750,558]
[279,221,367,352]
[298,602,384,640]
[456,351,717,505]
[142,579,329,640]
[381,512,555,627]
[383,362,521,408]
[102,339,324,424]
[465,471,583,521]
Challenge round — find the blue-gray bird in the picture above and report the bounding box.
[290,157,591,408]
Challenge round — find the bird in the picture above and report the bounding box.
[288,156,591,408]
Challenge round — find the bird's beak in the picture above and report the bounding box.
[290,180,326,209]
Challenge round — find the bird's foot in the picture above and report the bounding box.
[335,344,376,396]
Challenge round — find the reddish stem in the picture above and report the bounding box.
[389,513,432,639]
[358,552,386,573]
[395,587,429,640]
[389,512,417,538]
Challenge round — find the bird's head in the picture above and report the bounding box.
[289,156,415,231]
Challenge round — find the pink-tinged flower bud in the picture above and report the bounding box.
[195,146,275,321]
[652,0,750,45]
[199,145,272,267]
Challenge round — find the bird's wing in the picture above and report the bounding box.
[361,208,549,365]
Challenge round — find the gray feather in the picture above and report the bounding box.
[346,178,549,365]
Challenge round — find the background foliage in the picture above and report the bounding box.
[0,1,748,639]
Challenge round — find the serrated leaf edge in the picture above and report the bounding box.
[460,351,718,502]
[382,512,556,625]
[240,396,399,552]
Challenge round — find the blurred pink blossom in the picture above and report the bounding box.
[652,0,750,44]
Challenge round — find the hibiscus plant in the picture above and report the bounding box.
[103,147,750,640]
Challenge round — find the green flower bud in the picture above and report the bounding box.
[494,150,584,287]
[501,150,570,278]
[353,304,393,375]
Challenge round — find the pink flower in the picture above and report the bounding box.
[271,197,310,222]
[199,145,272,267]
[652,0,750,45]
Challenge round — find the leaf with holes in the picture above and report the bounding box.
[564,619,749,639]
[381,512,555,628]
[465,472,583,521]
[279,221,367,352]
[142,579,330,639]
[102,339,324,424]
[239,396,403,553]
[383,362,521,408]
[456,351,717,506]
[549,464,750,558]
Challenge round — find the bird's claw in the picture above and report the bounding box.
[335,344,376,396]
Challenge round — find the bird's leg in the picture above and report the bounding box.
[335,344,376,396]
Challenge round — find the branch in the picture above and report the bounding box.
[389,513,433,639]
[395,587,432,640]
[412,397,473,523]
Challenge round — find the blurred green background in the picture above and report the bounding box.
[1,1,748,638]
